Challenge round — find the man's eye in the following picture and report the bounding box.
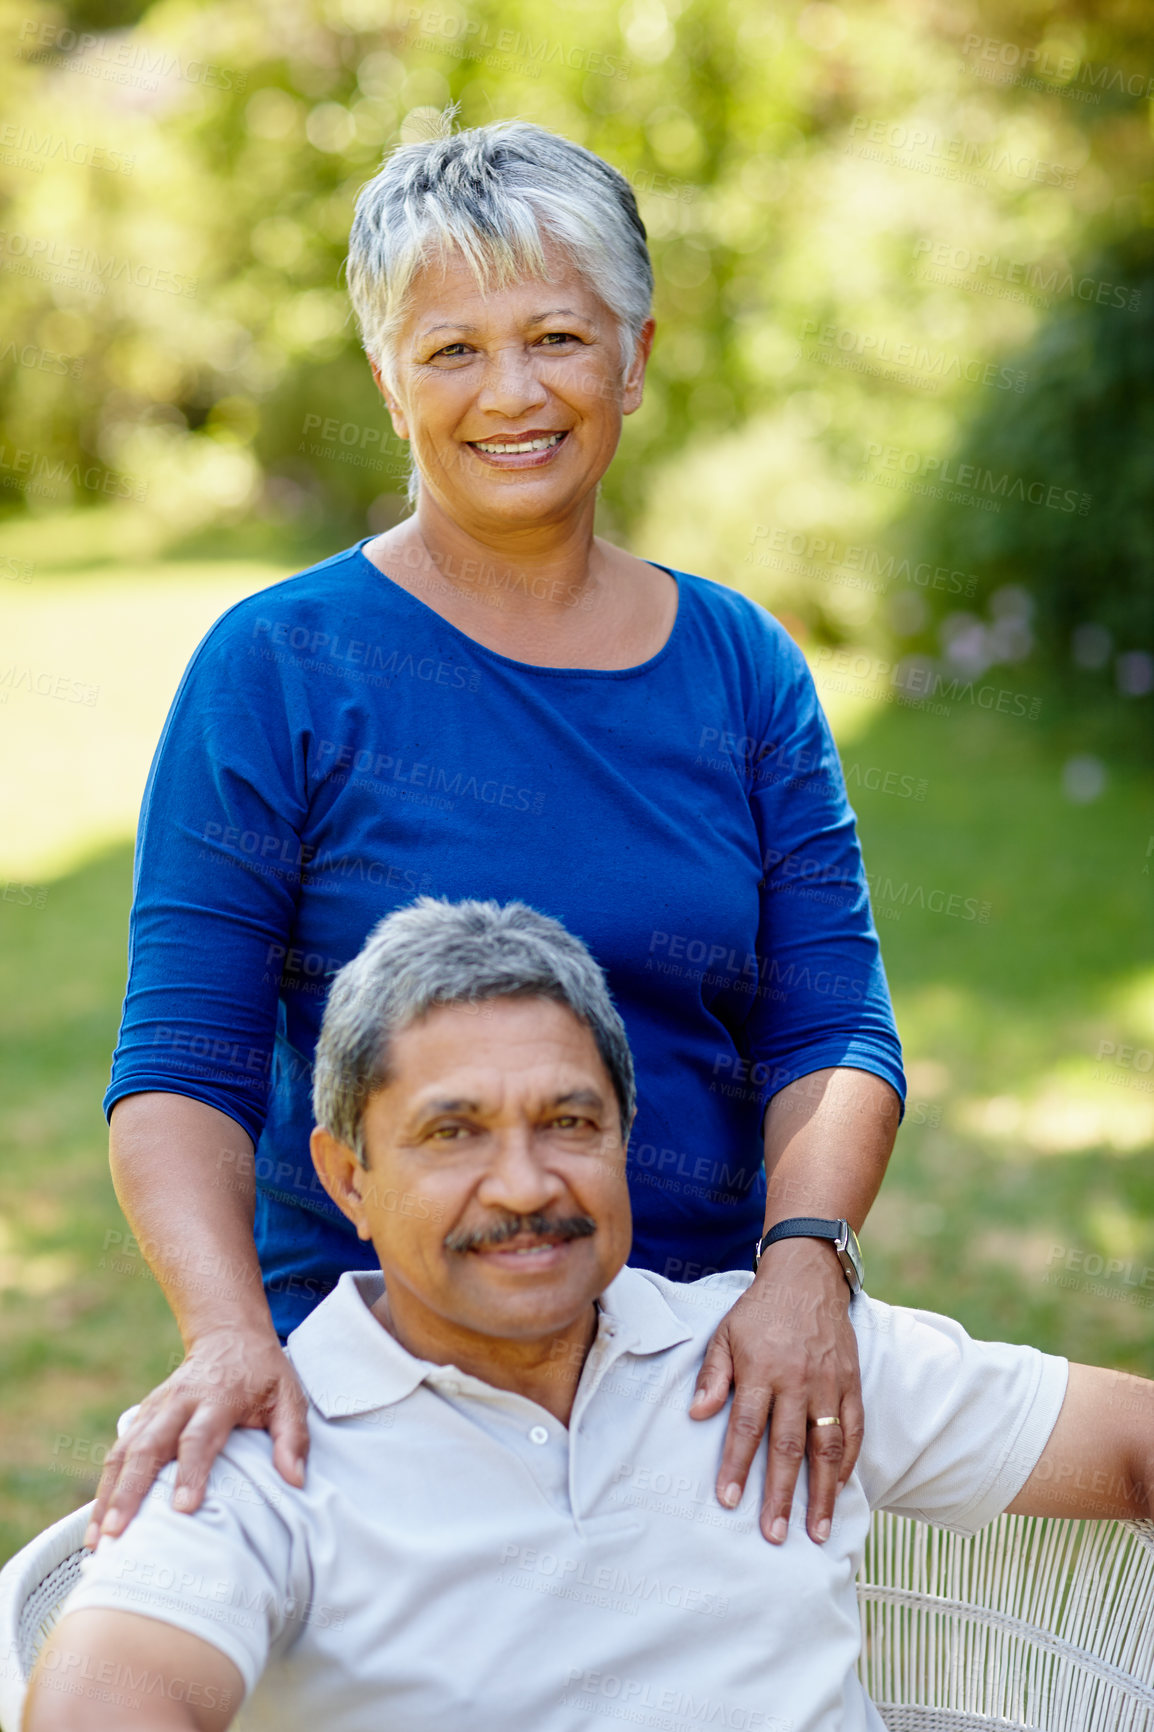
[549,1115,590,1130]
[429,1123,470,1139]
[432,342,470,359]
[539,332,578,347]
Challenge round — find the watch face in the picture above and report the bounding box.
[839,1222,864,1289]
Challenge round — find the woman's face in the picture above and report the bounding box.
[374,236,654,535]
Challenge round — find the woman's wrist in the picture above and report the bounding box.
[179,1289,278,1353]
[752,1234,851,1317]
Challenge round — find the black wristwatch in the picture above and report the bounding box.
[753,1216,864,1294]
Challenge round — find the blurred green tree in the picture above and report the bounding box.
[0,0,1150,729]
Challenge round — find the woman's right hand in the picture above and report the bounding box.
[85,1325,310,1550]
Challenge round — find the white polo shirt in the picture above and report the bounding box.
[59,1268,1067,1732]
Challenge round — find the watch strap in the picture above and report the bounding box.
[754,1216,863,1292]
[759,1217,841,1250]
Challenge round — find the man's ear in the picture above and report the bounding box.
[368,357,410,441]
[311,1127,373,1241]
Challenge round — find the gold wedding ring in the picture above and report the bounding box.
[812,1415,841,1428]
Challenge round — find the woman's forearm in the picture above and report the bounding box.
[761,1065,901,1233]
[91,1096,309,1543]
[108,1092,274,1345]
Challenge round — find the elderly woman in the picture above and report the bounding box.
[92,116,904,1557]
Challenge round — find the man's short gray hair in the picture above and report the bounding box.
[345,111,654,504]
[313,897,636,1165]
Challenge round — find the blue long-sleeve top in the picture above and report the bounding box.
[105,537,905,1336]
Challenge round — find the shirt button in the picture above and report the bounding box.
[528,1425,549,1446]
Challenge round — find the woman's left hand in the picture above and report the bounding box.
[689,1236,863,1544]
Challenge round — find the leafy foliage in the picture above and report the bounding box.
[0,0,1151,725]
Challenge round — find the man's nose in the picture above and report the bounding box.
[475,1127,563,1213]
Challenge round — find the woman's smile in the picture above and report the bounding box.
[466,429,571,468]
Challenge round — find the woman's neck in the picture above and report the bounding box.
[363,503,677,671]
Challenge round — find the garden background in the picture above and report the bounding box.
[1,0,1152,1563]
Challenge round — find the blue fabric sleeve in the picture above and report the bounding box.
[740,610,905,1117]
[105,601,310,1144]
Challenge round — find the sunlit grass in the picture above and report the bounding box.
[0,510,307,878]
[844,699,1154,1367]
[0,843,181,1565]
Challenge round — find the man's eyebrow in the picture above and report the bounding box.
[413,1088,605,1117]
[549,1089,605,1112]
[417,309,591,343]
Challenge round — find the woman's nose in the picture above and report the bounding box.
[474,344,550,415]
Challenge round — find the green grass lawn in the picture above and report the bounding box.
[1,544,1152,1566]
[836,700,1154,1361]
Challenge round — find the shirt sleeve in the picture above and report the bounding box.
[103,596,312,1144]
[59,1438,311,1701]
[853,1295,1070,1534]
[737,607,906,1116]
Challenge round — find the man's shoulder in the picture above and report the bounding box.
[614,1272,985,1372]
[87,1411,308,1587]
[850,1292,1053,1421]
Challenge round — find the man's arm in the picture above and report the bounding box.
[23,1609,244,1731]
[1007,1362,1154,1520]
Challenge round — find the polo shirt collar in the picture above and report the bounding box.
[287,1271,426,1418]
[595,1266,695,1359]
[287,1266,693,1420]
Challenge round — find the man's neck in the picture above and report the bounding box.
[371,1287,599,1427]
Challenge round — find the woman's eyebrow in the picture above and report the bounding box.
[417,308,589,342]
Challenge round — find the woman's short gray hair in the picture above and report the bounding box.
[345,111,654,503]
[313,897,636,1165]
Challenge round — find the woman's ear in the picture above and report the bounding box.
[368,357,410,441]
[622,317,656,416]
[310,1127,373,1241]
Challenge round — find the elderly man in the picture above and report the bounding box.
[24,899,1154,1732]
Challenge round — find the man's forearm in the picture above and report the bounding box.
[109,1093,273,1345]
[761,1066,901,1234]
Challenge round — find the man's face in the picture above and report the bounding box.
[315,997,632,1347]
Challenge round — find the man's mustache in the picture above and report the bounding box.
[444,1211,597,1254]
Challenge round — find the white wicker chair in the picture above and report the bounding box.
[0,1501,93,1732]
[2,1502,1154,1730]
[858,1509,1154,1729]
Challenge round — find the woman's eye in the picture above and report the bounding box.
[430,1123,469,1139]
[433,343,469,359]
[540,332,578,347]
